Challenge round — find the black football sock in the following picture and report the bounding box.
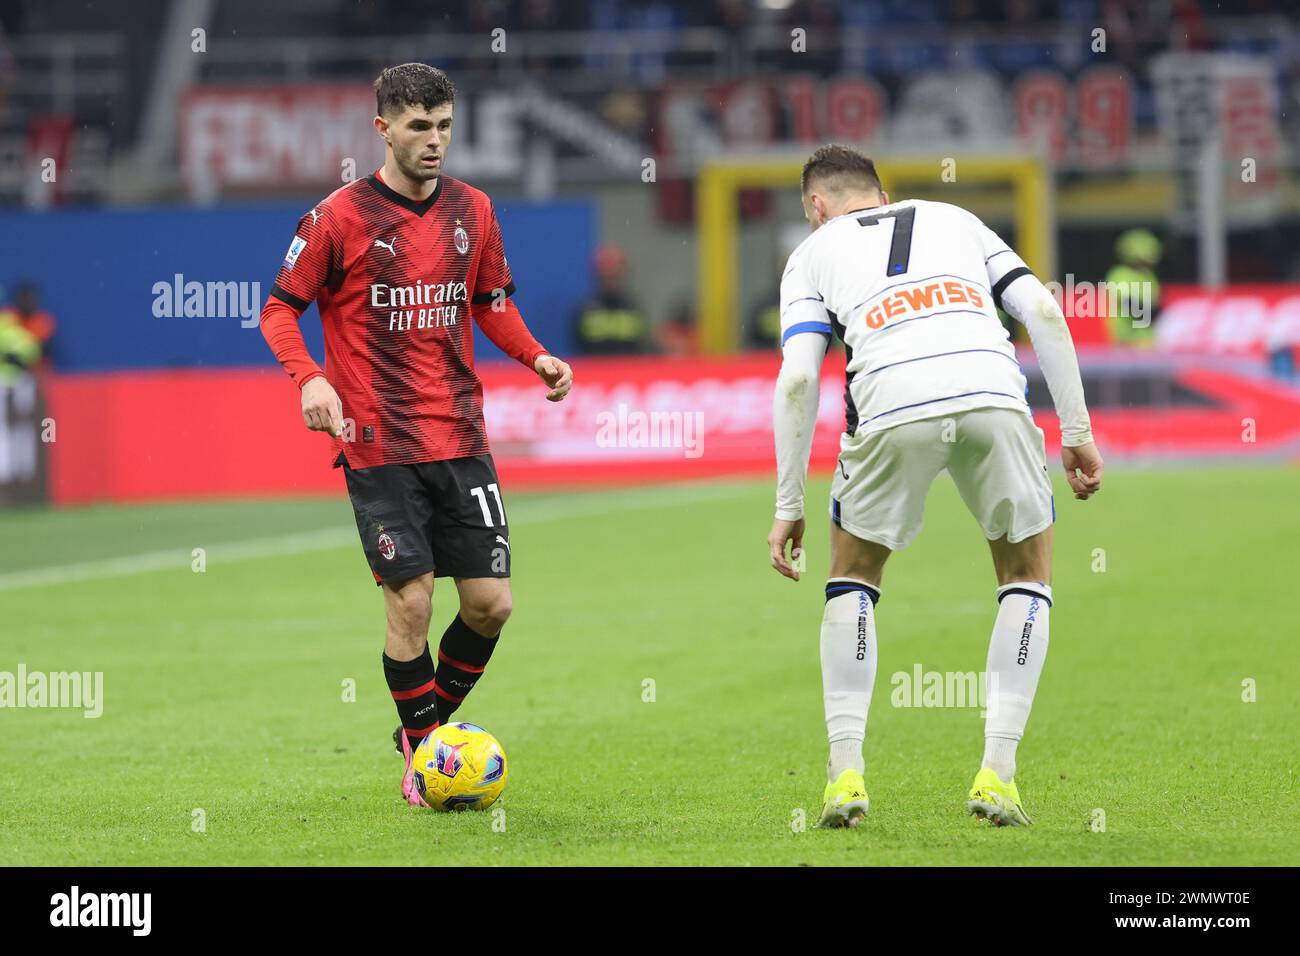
[434,614,500,725]
[383,647,440,752]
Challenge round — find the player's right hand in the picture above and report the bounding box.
[534,354,573,402]
[768,516,806,581]
[1061,441,1103,500]
[301,376,344,437]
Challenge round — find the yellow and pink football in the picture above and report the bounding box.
[411,722,508,812]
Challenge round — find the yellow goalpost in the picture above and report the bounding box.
[695,154,1055,354]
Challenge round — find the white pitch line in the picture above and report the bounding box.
[0,526,357,593]
[0,480,750,593]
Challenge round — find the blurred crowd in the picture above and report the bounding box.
[342,0,1296,36]
[572,245,698,356]
[334,0,1298,79]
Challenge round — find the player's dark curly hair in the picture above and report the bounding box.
[801,144,883,196]
[374,63,457,118]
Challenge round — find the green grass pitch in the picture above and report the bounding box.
[1,466,1296,866]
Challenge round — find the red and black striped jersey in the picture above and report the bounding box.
[268,171,541,468]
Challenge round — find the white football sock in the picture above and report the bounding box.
[821,579,880,780]
[982,582,1052,781]
[982,736,1019,782]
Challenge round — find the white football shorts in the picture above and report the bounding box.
[829,407,1054,551]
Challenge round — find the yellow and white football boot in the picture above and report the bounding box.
[967,767,1033,827]
[818,768,870,828]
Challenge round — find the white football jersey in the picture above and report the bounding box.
[779,199,1035,437]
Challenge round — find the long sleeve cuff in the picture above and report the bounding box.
[260,295,324,388]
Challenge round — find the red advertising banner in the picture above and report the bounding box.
[479,353,838,487]
[35,351,1300,505]
[1158,284,1300,355]
[42,357,821,504]
[180,85,382,198]
[177,85,525,198]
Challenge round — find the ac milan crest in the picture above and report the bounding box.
[377,532,396,561]
[453,226,469,255]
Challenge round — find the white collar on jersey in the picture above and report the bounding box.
[828,200,904,224]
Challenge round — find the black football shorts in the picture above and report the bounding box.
[342,454,511,586]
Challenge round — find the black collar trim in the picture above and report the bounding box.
[366,172,443,216]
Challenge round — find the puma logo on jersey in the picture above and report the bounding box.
[308,208,320,224]
[373,237,397,257]
[495,535,510,553]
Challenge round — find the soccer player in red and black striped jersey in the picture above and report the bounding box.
[259,63,573,808]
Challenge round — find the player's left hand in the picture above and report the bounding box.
[1062,440,1104,500]
[768,516,806,581]
[534,354,573,402]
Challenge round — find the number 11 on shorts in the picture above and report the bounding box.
[470,483,505,526]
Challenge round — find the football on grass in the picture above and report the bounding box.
[412,722,508,812]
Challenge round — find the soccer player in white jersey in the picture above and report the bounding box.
[768,145,1104,828]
